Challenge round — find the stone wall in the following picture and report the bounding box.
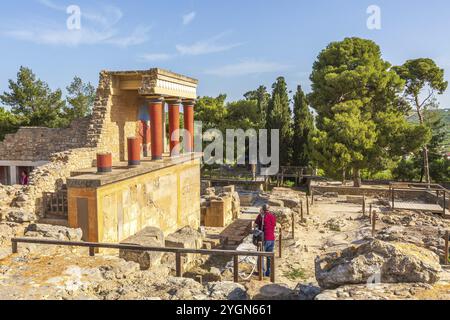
[86,72,144,162]
[0,117,91,162]
[0,71,147,219]
[201,186,240,228]
[67,160,201,243]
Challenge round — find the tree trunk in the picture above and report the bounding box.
[415,101,430,185]
[423,146,431,185]
[353,167,362,187]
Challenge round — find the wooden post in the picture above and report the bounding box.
[311,189,314,206]
[258,242,263,281]
[372,212,377,237]
[11,240,17,254]
[306,196,310,215]
[270,254,275,283]
[392,188,395,209]
[233,255,239,283]
[362,195,366,217]
[369,204,372,220]
[443,191,447,218]
[279,227,283,258]
[176,252,182,277]
[89,247,95,257]
[291,211,295,239]
[445,231,449,266]
[300,200,304,222]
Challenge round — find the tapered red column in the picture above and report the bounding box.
[183,101,195,153]
[168,100,181,157]
[149,99,164,160]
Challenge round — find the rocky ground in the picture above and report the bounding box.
[0,186,449,300]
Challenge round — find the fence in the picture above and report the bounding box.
[11,237,276,283]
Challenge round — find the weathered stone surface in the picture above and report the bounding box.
[166,226,203,269]
[279,198,300,209]
[119,227,165,270]
[323,192,339,198]
[25,224,82,241]
[315,240,442,289]
[206,281,248,300]
[6,210,37,223]
[252,283,296,300]
[271,207,292,230]
[267,199,284,207]
[315,283,435,300]
[324,217,347,232]
[296,283,322,300]
[345,196,364,205]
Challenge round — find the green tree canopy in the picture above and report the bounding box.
[267,77,292,166]
[309,37,430,186]
[244,85,270,127]
[0,66,66,128]
[195,94,228,132]
[393,58,448,183]
[0,107,21,141]
[62,76,96,126]
[292,85,314,167]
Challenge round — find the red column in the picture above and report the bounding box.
[168,101,181,157]
[149,99,164,160]
[183,101,195,153]
[127,137,141,167]
[96,153,112,174]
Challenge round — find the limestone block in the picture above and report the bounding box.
[346,196,364,205]
[166,226,203,268]
[222,186,235,193]
[119,227,165,270]
[25,224,83,241]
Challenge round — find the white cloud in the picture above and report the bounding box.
[205,60,291,77]
[176,32,242,56]
[3,0,149,47]
[3,25,150,48]
[38,0,123,27]
[182,12,196,25]
[139,53,173,62]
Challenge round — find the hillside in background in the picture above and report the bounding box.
[407,108,450,152]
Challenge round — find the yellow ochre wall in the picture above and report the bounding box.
[68,160,201,243]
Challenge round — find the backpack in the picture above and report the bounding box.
[252,213,265,246]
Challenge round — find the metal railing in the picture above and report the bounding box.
[11,237,276,283]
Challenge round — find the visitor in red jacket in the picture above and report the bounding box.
[255,204,277,277]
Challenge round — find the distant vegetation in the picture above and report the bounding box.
[408,108,450,152]
[0,66,96,140]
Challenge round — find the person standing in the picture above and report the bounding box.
[254,204,277,277]
[19,170,29,186]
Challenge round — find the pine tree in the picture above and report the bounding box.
[292,85,314,167]
[267,77,292,166]
[244,85,270,128]
[0,66,66,128]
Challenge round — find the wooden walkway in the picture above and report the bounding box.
[390,201,449,215]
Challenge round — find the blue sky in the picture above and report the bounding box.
[0,0,449,107]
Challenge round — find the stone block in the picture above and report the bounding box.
[166,226,203,269]
[119,227,165,270]
[346,196,364,205]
